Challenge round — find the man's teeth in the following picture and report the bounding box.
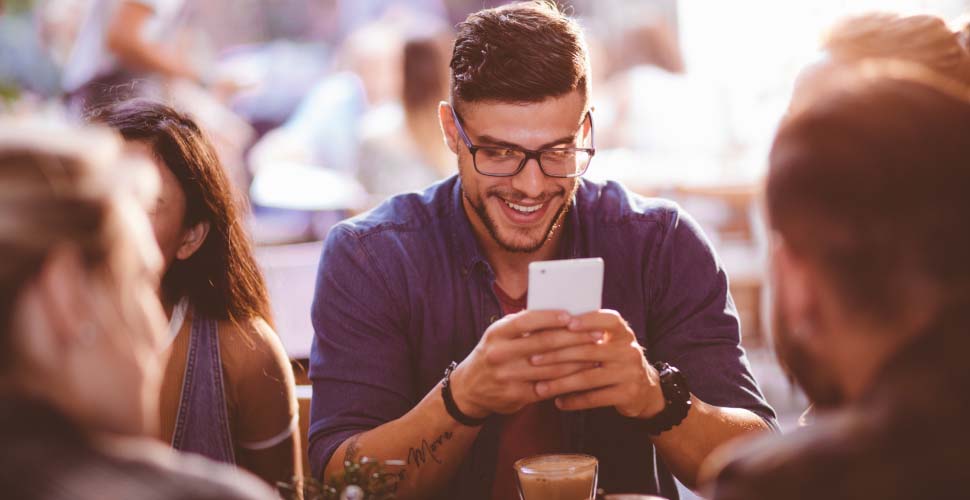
[505,201,543,213]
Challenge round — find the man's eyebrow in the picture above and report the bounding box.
[476,134,578,150]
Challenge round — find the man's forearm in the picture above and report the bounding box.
[323,381,482,500]
[653,396,772,490]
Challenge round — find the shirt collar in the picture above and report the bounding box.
[561,183,585,259]
[448,176,489,277]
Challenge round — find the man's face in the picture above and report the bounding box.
[449,91,590,253]
[769,241,846,409]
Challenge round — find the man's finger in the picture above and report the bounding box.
[489,309,572,339]
[566,309,634,340]
[528,343,616,365]
[533,366,621,399]
[488,329,603,363]
[554,385,629,412]
[506,361,600,382]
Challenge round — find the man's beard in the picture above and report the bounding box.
[462,183,575,254]
[772,292,846,410]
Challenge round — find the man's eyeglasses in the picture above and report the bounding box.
[450,107,595,178]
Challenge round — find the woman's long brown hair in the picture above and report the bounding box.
[92,100,273,328]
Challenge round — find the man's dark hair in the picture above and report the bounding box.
[768,66,970,326]
[450,1,590,108]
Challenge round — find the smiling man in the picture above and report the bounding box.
[307,2,775,499]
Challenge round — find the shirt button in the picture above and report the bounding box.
[489,315,499,324]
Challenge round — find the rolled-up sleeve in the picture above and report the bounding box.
[307,224,413,479]
[645,205,777,428]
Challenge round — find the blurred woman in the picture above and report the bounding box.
[93,101,300,487]
[0,122,274,499]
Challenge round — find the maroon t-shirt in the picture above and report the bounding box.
[490,284,563,500]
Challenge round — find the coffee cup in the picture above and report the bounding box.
[514,453,598,500]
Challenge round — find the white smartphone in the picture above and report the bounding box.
[527,258,604,315]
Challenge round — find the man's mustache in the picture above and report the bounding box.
[485,188,565,204]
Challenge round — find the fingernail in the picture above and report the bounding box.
[535,382,548,396]
[558,313,571,323]
[569,319,581,330]
[530,354,543,364]
[589,331,603,340]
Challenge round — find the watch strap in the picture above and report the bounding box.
[644,361,692,435]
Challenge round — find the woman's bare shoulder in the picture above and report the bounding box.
[216,317,292,379]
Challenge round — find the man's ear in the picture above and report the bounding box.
[175,221,210,261]
[771,235,819,342]
[438,101,459,155]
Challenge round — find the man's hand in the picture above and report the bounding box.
[449,310,604,418]
[529,310,666,418]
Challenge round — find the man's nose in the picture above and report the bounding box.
[511,156,546,199]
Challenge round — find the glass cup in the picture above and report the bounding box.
[514,453,599,500]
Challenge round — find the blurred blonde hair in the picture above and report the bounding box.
[0,121,155,372]
[822,12,970,85]
[789,58,970,119]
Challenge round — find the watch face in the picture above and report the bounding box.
[644,363,691,435]
[662,365,690,401]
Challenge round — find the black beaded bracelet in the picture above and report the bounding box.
[441,361,487,427]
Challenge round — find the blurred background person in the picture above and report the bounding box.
[93,101,300,488]
[0,121,275,500]
[60,0,254,188]
[707,65,970,500]
[61,0,201,112]
[356,32,454,199]
[781,10,970,427]
[0,0,62,108]
[245,12,452,244]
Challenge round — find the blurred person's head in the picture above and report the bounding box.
[0,123,167,437]
[90,101,272,326]
[613,19,685,76]
[403,32,453,173]
[766,65,970,410]
[792,12,970,111]
[439,1,594,254]
[336,22,403,106]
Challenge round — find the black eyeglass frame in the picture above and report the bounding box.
[449,106,596,178]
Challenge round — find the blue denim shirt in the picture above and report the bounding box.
[309,175,777,499]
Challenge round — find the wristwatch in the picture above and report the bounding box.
[643,362,692,435]
[441,361,487,427]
